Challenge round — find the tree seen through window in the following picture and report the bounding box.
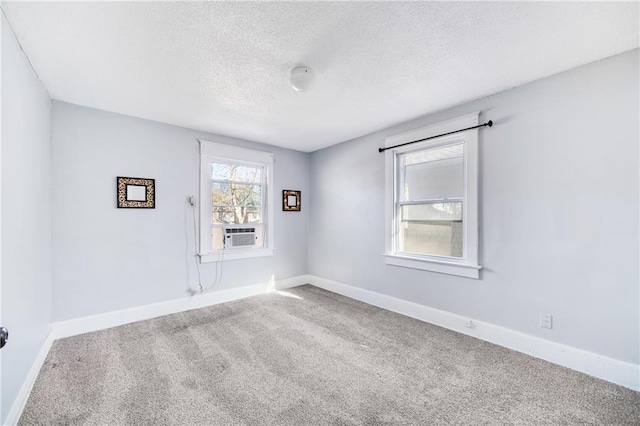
[211,163,263,224]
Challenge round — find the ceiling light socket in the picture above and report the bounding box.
[290,66,316,92]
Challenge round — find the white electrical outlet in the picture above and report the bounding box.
[464,320,475,329]
[540,313,553,329]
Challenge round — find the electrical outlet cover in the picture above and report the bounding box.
[540,313,553,329]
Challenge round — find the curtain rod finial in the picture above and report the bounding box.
[487,120,493,127]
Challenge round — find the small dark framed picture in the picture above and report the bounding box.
[117,177,155,209]
[283,190,301,211]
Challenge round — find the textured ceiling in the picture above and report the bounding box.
[2,1,638,152]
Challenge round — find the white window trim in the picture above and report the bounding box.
[199,140,275,262]
[384,112,482,279]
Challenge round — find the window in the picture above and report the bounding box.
[384,113,481,278]
[199,140,274,262]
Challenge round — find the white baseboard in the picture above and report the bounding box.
[5,275,310,425]
[306,275,640,392]
[53,275,310,339]
[4,331,55,426]
[12,274,634,425]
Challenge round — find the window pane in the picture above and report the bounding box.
[211,163,262,183]
[400,202,463,258]
[212,207,262,224]
[212,183,262,207]
[401,203,462,221]
[402,144,463,201]
[404,143,463,165]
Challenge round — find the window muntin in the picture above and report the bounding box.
[397,142,465,259]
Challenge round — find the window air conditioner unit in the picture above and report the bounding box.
[223,225,257,248]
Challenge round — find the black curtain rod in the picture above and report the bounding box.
[378,120,493,153]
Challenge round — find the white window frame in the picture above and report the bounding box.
[384,112,482,279]
[199,140,274,262]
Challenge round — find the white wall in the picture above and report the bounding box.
[309,49,639,365]
[1,15,52,423]
[51,102,308,322]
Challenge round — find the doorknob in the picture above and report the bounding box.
[0,327,8,349]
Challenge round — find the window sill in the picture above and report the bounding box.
[383,254,481,279]
[200,248,274,263]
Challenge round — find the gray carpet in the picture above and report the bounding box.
[20,285,640,425]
